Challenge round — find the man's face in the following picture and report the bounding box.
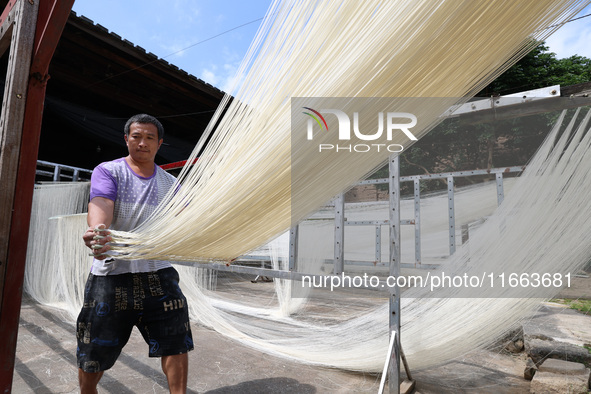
[125,122,163,164]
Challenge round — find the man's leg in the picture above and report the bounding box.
[161,353,188,394]
[78,369,104,394]
[76,273,134,393]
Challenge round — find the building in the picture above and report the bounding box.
[0,7,226,172]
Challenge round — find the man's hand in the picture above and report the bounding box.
[83,224,112,260]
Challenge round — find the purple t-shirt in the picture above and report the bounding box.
[89,157,177,275]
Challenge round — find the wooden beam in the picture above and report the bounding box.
[0,0,17,55]
[0,0,74,389]
[0,0,39,316]
[0,0,39,386]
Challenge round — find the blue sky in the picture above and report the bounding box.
[71,1,591,93]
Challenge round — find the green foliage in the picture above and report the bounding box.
[551,298,591,315]
[477,43,591,96]
[390,43,591,194]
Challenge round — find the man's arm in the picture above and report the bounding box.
[82,197,115,260]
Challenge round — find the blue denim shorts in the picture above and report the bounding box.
[76,267,193,373]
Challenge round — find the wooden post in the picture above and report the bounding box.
[0,0,40,317]
[0,0,74,389]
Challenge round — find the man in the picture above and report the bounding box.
[78,114,193,393]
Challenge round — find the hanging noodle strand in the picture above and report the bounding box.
[106,0,590,262]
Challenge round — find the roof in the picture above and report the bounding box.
[0,4,227,170]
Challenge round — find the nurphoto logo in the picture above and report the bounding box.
[303,107,418,153]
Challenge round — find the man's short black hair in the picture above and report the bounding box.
[124,114,164,140]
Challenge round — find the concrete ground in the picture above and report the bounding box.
[11,273,591,393]
[13,293,382,393]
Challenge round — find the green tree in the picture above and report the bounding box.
[385,43,591,193]
[478,43,591,96]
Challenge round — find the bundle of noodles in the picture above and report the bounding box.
[107,0,589,264]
